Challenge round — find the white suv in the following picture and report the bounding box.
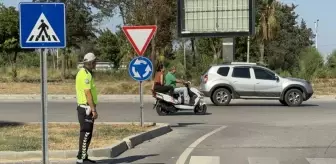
[199,62,314,106]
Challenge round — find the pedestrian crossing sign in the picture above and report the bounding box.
[26,13,60,43]
[19,2,66,48]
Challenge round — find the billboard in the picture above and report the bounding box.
[177,0,255,38]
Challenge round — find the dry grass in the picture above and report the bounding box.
[0,78,336,95]
[0,81,154,95]
[0,123,153,151]
[311,78,336,95]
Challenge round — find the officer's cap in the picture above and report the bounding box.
[83,52,96,63]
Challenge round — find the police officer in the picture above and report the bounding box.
[76,52,98,164]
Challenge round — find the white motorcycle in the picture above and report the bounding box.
[152,81,207,116]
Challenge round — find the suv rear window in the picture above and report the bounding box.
[217,67,230,76]
[232,67,250,78]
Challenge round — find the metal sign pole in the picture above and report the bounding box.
[20,2,65,163]
[122,26,156,128]
[140,81,144,127]
[43,0,49,162]
[40,48,49,164]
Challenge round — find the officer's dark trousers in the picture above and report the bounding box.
[76,105,94,159]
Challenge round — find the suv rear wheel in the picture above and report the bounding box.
[284,89,303,106]
[211,88,232,106]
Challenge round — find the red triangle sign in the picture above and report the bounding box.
[122,25,157,56]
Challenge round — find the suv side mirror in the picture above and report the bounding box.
[275,76,279,81]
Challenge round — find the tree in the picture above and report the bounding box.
[0,0,327,82]
[0,5,33,80]
[265,4,314,73]
[196,38,223,62]
[296,47,324,81]
[326,50,336,69]
[95,28,122,69]
[255,0,280,64]
[118,0,177,68]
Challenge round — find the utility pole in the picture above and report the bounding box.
[247,36,250,63]
[183,39,186,72]
[314,19,319,49]
[56,49,59,70]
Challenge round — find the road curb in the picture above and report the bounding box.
[0,122,172,162]
[0,94,156,103]
[123,123,172,149]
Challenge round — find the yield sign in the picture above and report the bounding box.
[122,25,157,56]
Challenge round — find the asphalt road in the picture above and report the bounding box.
[1,99,336,164]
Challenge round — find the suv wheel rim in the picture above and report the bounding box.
[216,91,228,103]
[288,91,300,104]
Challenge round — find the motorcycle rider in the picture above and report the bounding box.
[164,66,196,105]
[151,63,174,96]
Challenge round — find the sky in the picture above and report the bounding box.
[1,0,335,57]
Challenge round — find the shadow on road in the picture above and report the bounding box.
[97,154,159,164]
[206,103,319,107]
[166,112,212,116]
[170,122,205,127]
[0,121,24,128]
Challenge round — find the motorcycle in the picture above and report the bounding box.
[152,81,207,116]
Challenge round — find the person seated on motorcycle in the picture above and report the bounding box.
[164,66,196,105]
[151,63,174,96]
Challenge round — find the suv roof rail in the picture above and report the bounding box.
[255,62,268,67]
[217,62,257,65]
[231,62,257,65]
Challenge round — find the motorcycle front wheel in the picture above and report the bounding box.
[194,104,207,115]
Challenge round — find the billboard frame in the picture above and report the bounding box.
[177,0,256,38]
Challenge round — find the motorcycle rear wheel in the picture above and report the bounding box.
[156,104,169,116]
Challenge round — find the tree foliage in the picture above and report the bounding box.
[95,28,121,68]
[0,0,333,82]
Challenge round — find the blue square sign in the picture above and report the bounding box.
[19,2,66,48]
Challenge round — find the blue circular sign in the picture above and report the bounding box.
[128,56,153,82]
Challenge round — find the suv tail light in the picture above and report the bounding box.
[203,74,208,83]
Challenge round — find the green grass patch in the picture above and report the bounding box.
[0,123,153,151]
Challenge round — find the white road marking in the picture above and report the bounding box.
[175,125,227,164]
[189,156,220,164]
[248,157,279,164]
[306,158,336,164]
